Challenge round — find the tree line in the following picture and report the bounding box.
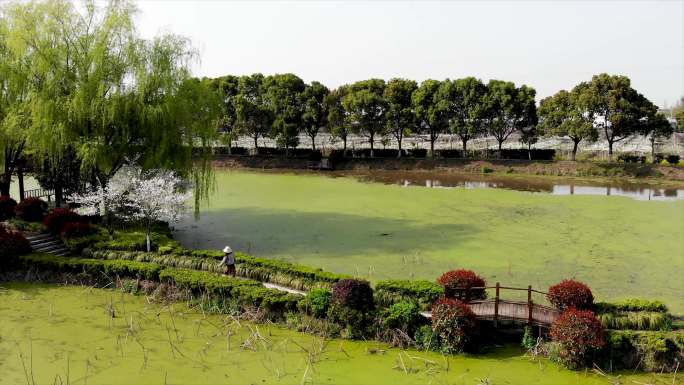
[208,73,677,161]
[1,1,678,208]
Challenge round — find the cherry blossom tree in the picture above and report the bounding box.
[70,167,191,250]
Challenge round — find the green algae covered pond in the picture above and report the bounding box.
[0,283,677,385]
[175,170,684,314]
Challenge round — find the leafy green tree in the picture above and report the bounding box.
[2,0,219,210]
[482,80,537,151]
[343,79,388,157]
[538,88,597,161]
[674,109,684,132]
[578,74,658,160]
[412,80,446,157]
[436,77,487,154]
[302,81,329,150]
[235,73,273,154]
[264,74,306,156]
[325,85,351,152]
[384,78,417,157]
[208,75,240,153]
[641,113,674,159]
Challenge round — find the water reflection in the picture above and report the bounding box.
[346,171,684,201]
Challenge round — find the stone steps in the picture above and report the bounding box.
[25,233,70,257]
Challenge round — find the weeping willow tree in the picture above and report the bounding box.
[1,0,220,208]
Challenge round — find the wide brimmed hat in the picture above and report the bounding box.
[223,246,233,253]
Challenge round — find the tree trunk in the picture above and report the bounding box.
[461,138,468,155]
[253,135,259,155]
[608,140,614,161]
[528,143,532,160]
[55,179,63,207]
[430,136,436,158]
[571,139,579,161]
[498,139,503,151]
[650,137,655,161]
[343,137,347,153]
[397,134,402,158]
[369,134,375,158]
[227,136,232,155]
[0,180,9,196]
[311,135,316,151]
[146,220,152,252]
[17,165,25,200]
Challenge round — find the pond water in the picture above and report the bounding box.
[175,170,684,314]
[0,283,670,385]
[332,170,684,201]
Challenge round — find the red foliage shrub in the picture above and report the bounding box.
[437,269,487,300]
[15,197,48,222]
[431,297,478,352]
[547,279,594,310]
[44,208,83,234]
[60,221,95,239]
[549,309,605,369]
[0,196,17,220]
[331,279,375,310]
[0,224,31,265]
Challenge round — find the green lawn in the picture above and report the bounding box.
[177,170,684,313]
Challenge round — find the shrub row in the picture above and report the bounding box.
[595,298,669,314]
[18,253,300,317]
[89,249,352,291]
[158,268,300,313]
[374,279,443,310]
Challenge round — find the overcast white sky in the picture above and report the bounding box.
[135,0,684,107]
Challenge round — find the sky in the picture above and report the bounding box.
[135,0,684,108]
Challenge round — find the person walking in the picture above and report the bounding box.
[219,246,236,276]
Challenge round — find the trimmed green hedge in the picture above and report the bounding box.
[374,280,443,310]
[20,253,162,280]
[19,253,300,316]
[89,249,351,291]
[596,299,669,314]
[159,268,300,313]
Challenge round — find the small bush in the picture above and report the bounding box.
[15,197,48,222]
[44,208,83,234]
[60,222,96,239]
[481,167,494,174]
[331,279,374,311]
[0,225,31,267]
[547,279,594,311]
[549,309,605,369]
[382,301,423,336]
[521,326,536,350]
[0,196,17,220]
[602,330,683,372]
[374,280,444,310]
[415,324,442,351]
[299,288,332,318]
[430,297,478,353]
[437,269,486,300]
[329,279,375,338]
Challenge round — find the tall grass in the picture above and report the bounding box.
[598,311,672,331]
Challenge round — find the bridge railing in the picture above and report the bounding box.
[23,188,54,201]
[453,283,559,327]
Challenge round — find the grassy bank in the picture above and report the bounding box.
[175,170,684,314]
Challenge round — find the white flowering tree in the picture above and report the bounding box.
[126,170,192,252]
[70,167,191,251]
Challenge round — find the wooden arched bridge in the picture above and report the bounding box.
[421,283,561,327]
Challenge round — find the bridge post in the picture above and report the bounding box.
[527,285,533,325]
[494,282,500,327]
